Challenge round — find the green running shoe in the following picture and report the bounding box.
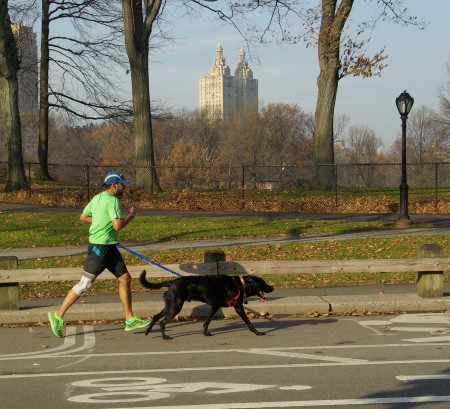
[125,316,150,331]
[48,311,64,338]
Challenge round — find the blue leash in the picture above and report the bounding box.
[116,243,184,278]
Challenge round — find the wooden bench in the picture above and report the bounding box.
[1,245,448,310]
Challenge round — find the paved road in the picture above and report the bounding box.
[1,313,450,408]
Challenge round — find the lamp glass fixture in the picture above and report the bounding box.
[396,90,414,116]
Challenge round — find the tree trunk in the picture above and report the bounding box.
[0,0,28,192]
[314,0,353,189]
[129,53,160,190]
[37,0,52,181]
[122,0,161,191]
[314,62,338,189]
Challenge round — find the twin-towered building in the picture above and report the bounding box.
[11,30,257,122]
[199,42,258,119]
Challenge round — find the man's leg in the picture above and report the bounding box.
[57,289,80,317]
[118,271,150,331]
[118,272,133,321]
[48,273,94,337]
[48,289,80,338]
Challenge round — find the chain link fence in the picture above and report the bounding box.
[0,162,449,213]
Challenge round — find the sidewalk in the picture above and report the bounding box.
[1,203,449,325]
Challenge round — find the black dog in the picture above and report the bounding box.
[139,270,274,340]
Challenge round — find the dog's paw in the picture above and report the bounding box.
[255,331,266,336]
[204,331,213,336]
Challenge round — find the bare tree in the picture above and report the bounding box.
[346,124,384,187]
[36,0,131,180]
[230,0,424,188]
[407,105,436,163]
[219,109,263,167]
[0,0,28,191]
[431,62,450,159]
[260,103,312,164]
[347,124,384,163]
[190,111,222,164]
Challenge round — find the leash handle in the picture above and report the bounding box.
[116,243,184,278]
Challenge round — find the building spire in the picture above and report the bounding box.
[200,42,258,119]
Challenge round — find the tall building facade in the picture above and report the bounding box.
[199,42,258,119]
[12,24,39,113]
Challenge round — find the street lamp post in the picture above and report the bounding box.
[395,90,414,227]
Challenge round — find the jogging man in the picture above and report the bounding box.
[48,170,150,337]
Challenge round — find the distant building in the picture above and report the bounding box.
[199,42,258,119]
[12,24,38,113]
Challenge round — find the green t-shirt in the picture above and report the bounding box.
[82,191,123,244]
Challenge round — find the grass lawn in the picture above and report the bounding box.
[1,212,448,299]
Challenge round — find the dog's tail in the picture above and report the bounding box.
[139,270,174,289]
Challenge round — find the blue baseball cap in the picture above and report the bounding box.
[102,170,132,186]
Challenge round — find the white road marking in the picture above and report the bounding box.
[390,326,449,333]
[0,326,77,359]
[71,378,275,394]
[51,326,95,356]
[403,335,450,343]
[390,314,450,324]
[1,358,450,380]
[65,377,450,407]
[103,396,450,408]
[397,375,450,381]
[355,321,392,336]
[57,353,92,370]
[4,340,449,361]
[357,313,450,338]
[0,326,94,360]
[245,348,367,363]
[358,320,393,326]
[70,391,170,403]
[279,386,312,391]
[68,378,278,403]
[1,339,450,363]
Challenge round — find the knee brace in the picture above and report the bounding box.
[72,274,95,296]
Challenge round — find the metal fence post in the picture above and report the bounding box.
[335,164,338,207]
[28,162,32,197]
[434,162,438,212]
[86,165,90,201]
[241,165,246,209]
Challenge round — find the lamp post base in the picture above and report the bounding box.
[396,215,412,228]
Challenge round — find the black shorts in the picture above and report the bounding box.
[83,243,128,278]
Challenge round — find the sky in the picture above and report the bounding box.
[144,0,449,149]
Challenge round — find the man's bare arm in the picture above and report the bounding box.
[80,212,92,224]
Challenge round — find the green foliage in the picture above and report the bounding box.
[0,212,400,249]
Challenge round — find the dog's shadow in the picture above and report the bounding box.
[146,316,337,339]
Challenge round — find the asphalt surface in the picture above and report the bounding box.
[0,203,449,325]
